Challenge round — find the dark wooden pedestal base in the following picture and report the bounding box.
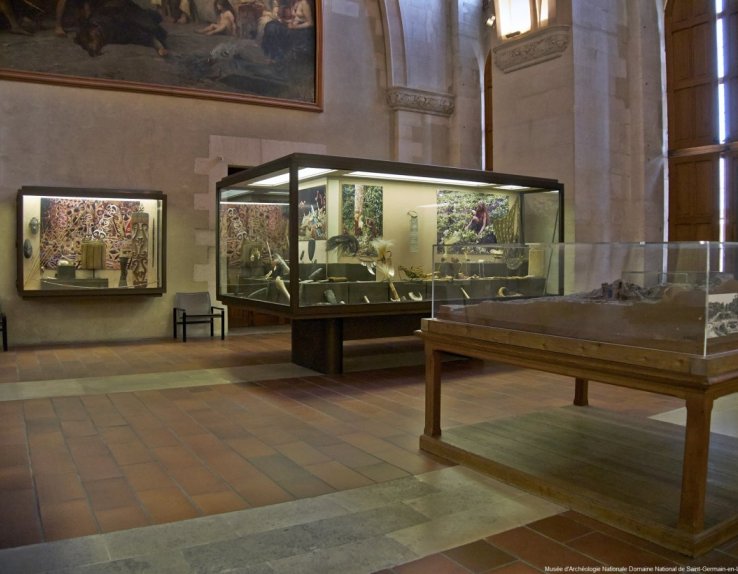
[292,313,427,374]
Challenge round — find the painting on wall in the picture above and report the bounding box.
[436,190,517,252]
[341,183,383,256]
[0,0,321,110]
[298,185,325,240]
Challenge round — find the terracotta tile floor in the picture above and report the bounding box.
[1,328,737,570]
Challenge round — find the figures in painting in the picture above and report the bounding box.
[261,0,315,63]
[466,200,489,236]
[74,0,169,57]
[196,0,235,36]
[0,0,38,34]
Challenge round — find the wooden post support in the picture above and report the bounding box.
[678,394,713,532]
[574,378,589,406]
[424,346,442,437]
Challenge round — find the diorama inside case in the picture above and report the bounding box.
[17,187,166,296]
[432,241,738,356]
[217,154,564,316]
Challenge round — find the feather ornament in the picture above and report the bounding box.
[370,238,394,263]
[326,234,359,256]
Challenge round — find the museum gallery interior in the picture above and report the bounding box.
[2,0,738,572]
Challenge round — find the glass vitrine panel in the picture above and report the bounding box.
[432,241,738,356]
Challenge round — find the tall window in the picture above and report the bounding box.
[493,0,553,39]
[666,0,737,241]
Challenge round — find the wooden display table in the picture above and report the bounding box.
[418,318,738,556]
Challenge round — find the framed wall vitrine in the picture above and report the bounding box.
[17,186,167,297]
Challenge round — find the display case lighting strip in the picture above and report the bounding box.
[346,171,491,187]
[36,195,156,202]
[495,184,529,190]
[221,201,287,206]
[220,189,289,199]
[249,168,335,187]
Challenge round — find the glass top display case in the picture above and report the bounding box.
[431,241,738,356]
[17,187,166,297]
[216,153,564,318]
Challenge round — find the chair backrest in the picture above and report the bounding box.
[174,292,212,314]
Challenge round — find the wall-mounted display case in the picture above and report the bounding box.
[432,241,738,356]
[216,153,564,372]
[17,187,166,297]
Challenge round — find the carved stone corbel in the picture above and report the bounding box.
[493,25,571,73]
[386,87,455,117]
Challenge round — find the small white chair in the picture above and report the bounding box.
[173,292,225,342]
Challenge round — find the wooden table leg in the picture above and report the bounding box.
[678,394,713,532]
[574,378,589,406]
[424,346,442,437]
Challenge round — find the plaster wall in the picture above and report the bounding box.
[571,0,664,243]
[490,0,665,244]
[0,0,396,346]
[491,31,576,239]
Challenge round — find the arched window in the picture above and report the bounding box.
[666,0,737,241]
[493,0,554,39]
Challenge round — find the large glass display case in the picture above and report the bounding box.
[17,187,166,297]
[432,241,738,355]
[216,153,564,317]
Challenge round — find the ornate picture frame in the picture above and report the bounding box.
[0,0,321,110]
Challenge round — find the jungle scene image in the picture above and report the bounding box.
[436,190,520,253]
[341,184,383,257]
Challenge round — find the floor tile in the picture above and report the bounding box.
[83,477,139,512]
[527,513,594,543]
[137,487,199,524]
[191,490,249,515]
[392,553,471,574]
[486,527,602,569]
[568,531,679,567]
[40,498,99,541]
[442,540,517,572]
[95,505,150,533]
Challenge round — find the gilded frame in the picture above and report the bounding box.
[0,0,322,111]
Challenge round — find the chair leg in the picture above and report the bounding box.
[182,312,187,342]
[220,314,225,340]
[1,316,6,352]
[173,309,178,339]
[210,317,214,338]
